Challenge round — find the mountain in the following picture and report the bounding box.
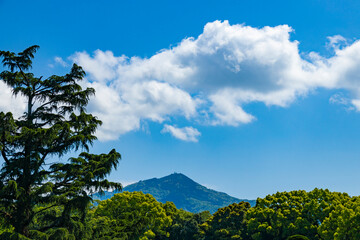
[93,173,255,213]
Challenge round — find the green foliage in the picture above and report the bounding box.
[159,201,211,240]
[247,188,351,240]
[4,186,355,239]
[200,201,250,240]
[85,188,360,239]
[0,232,31,240]
[91,192,172,239]
[0,46,121,238]
[0,214,14,236]
[318,196,360,239]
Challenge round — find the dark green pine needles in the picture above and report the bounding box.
[0,45,121,239]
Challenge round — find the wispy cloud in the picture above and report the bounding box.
[54,56,68,67]
[326,35,348,50]
[161,124,201,142]
[329,93,350,105]
[329,93,355,111]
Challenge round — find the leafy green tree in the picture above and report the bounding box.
[246,189,351,240]
[159,201,211,240]
[0,215,14,237]
[91,192,172,240]
[200,201,250,240]
[0,46,121,238]
[318,196,360,240]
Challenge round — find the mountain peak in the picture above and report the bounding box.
[162,172,197,183]
[93,173,255,213]
[122,173,255,213]
[168,172,186,177]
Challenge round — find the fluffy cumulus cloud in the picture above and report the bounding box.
[71,20,316,140]
[4,20,360,141]
[83,80,198,141]
[161,125,201,142]
[0,82,26,117]
[54,57,68,67]
[68,21,360,140]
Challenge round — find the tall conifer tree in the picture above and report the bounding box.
[0,45,121,238]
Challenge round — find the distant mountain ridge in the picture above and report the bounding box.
[93,173,255,213]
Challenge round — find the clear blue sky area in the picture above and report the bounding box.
[1,0,360,199]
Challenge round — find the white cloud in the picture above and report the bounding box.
[62,21,360,139]
[4,20,360,141]
[209,90,255,126]
[71,20,314,140]
[351,99,360,111]
[73,50,126,82]
[161,124,201,142]
[85,80,198,141]
[0,81,26,117]
[327,35,348,50]
[329,93,355,111]
[54,57,68,67]
[329,93,350,105]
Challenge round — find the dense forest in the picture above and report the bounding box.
[0,46,359,239]
[0,188,359,239]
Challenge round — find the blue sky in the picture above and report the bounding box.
[2,0,360,199]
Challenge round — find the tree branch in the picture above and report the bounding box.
[33,204,59,216]
[1,149,9,165]
[0,209,12,220]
